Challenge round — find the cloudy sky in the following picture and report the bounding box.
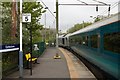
[38,0,119,33]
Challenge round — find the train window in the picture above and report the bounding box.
[75,36,83,45]
[62,38,65,44]
[69,38,75,45]
[82,36,86,45]
[104,32,120,54]
[72,36,77,44]
[79,37,82,45]
[79,36,88,46]
[90,35,98,48]
[85,36,88,46]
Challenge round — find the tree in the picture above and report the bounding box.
[2,2,18,44]
[67,22,92,33]
[40,28,56,43]
[22,2,46,43]
[94,17,101,22]
[1,2,46,44]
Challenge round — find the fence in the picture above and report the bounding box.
[32,42,46,57]
[2,51,19,77]
[2,41,46,77]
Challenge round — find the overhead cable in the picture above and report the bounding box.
[40,0,56,18]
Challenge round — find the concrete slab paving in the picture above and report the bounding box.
[5,47,96,80]
[59,48,96,79]
[7,47,70,79]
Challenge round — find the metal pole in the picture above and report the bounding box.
[19,0,23,78]
[49,26,50,46]
[30,24,32,75]
[45,13,46,42]
[82,21,84,28]
[56,0,59,48]
[0,1,2,80]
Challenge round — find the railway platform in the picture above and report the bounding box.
[6,47,96,79]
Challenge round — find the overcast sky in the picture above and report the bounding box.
[38,0,119,33]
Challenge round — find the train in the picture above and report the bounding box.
[58,13,120,79]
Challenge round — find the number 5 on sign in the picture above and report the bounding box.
[22,13,31,22]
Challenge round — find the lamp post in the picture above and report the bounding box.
[19,0,23,78]
[44,7,48,43]
[44,12,46,42]
[30,24,32,75]
[54,0,59,47]
[49,26,50,46]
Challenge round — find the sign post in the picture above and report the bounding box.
[22,13,32,75]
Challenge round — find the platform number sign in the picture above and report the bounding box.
[25,16,28,21]
[22,13,31,22]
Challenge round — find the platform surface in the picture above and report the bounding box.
[6,47,96,79]
[59,48,96,79]
[7,47,70,78]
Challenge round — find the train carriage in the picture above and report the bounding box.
[59,13,120,79]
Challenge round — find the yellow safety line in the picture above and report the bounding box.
[59,48,79,79]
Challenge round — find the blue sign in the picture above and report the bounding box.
[0,44,19,53]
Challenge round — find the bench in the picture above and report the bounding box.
[25,53,39,68]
